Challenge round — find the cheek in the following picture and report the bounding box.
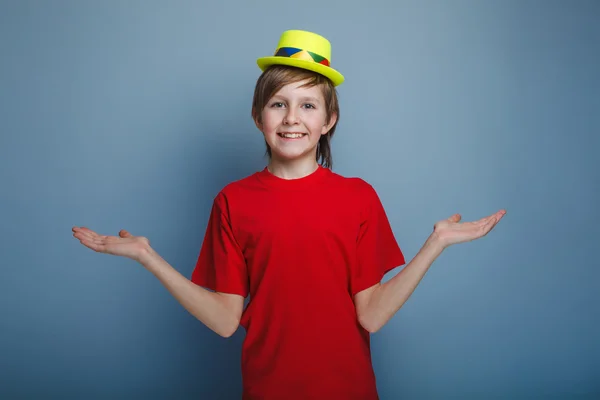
[261,112,280,132]
[309,115,328,133]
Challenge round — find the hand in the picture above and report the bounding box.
[432,209,506,249]
[72,226,151,262]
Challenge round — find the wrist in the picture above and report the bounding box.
[136,244,159,267]
[425,231,447,254]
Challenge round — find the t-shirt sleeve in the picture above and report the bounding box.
[190,192,249,297]
[351,183,406,296]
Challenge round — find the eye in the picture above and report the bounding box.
[270,102,285,108]
[303,103,316,109]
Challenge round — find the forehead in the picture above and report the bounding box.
[272,79,325,101]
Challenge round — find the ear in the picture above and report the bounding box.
[252,108,263,132]
[321,112,338,135]
[254,118,263,132]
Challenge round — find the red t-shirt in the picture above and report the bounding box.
[191,165,405,399]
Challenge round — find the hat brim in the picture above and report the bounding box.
[257,56,345,86]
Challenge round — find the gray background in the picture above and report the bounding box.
[1,0,598,398]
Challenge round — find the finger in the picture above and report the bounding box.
[74,231,110,246]
[77,226,98,235]
[452,214,461,222]
[481,216,499,235]
[491,213,504,226]
[493,210,506,220]
[486,212,503,227]
[78,230,108,242]
[480,214,495,223]
[72,226,89,235]
[80,238,107,253]
[462,211,504,233]
[476,214,497,226]
[73,230,95,242]
[446,214,461,223]
[119,230,133,238]
[74,227,103,240]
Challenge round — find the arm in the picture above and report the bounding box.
[355,233,443,333]
[355,210,506,333]
[139,246,244,338]
[72,226,244,338]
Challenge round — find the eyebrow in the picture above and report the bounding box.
[271,95,322,104]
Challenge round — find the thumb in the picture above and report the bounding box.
[119,229,133,238]
[448,213,461,223]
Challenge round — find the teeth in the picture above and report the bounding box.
[281,133,305,138]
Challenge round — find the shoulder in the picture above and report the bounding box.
[210,170,265,209]
[221,171,261,194]
[327,170,387,220]
[328,169,378,197]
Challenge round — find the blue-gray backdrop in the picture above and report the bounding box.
[1,0,598,398]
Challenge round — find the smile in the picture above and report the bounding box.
[278,132,307,139]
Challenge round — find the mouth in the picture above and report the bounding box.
[278,132,308,139]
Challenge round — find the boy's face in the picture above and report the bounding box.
[256,79,337,164]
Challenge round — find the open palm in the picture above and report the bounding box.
[433,209,506,248]
[72,226,150,262]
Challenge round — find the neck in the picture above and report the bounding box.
[267,157,320,180]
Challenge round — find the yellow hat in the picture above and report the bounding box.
[257,30,345,86]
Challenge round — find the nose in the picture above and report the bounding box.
[283,108,299,125]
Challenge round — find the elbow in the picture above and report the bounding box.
[217,318,241,338]
[358,315,382,334]
[363,323,382,334]
[219,330,235,338]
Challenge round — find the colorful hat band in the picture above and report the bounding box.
[274,47,330,67]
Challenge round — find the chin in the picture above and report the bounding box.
[271,148,316,162]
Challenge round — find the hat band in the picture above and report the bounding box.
[274,47,331,67]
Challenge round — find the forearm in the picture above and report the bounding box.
[137,246,241,338]
[362,233,445,332]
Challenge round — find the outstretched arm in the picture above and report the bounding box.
[72,227,244,338]
[139,245,244,338]
[354,210,506,333]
